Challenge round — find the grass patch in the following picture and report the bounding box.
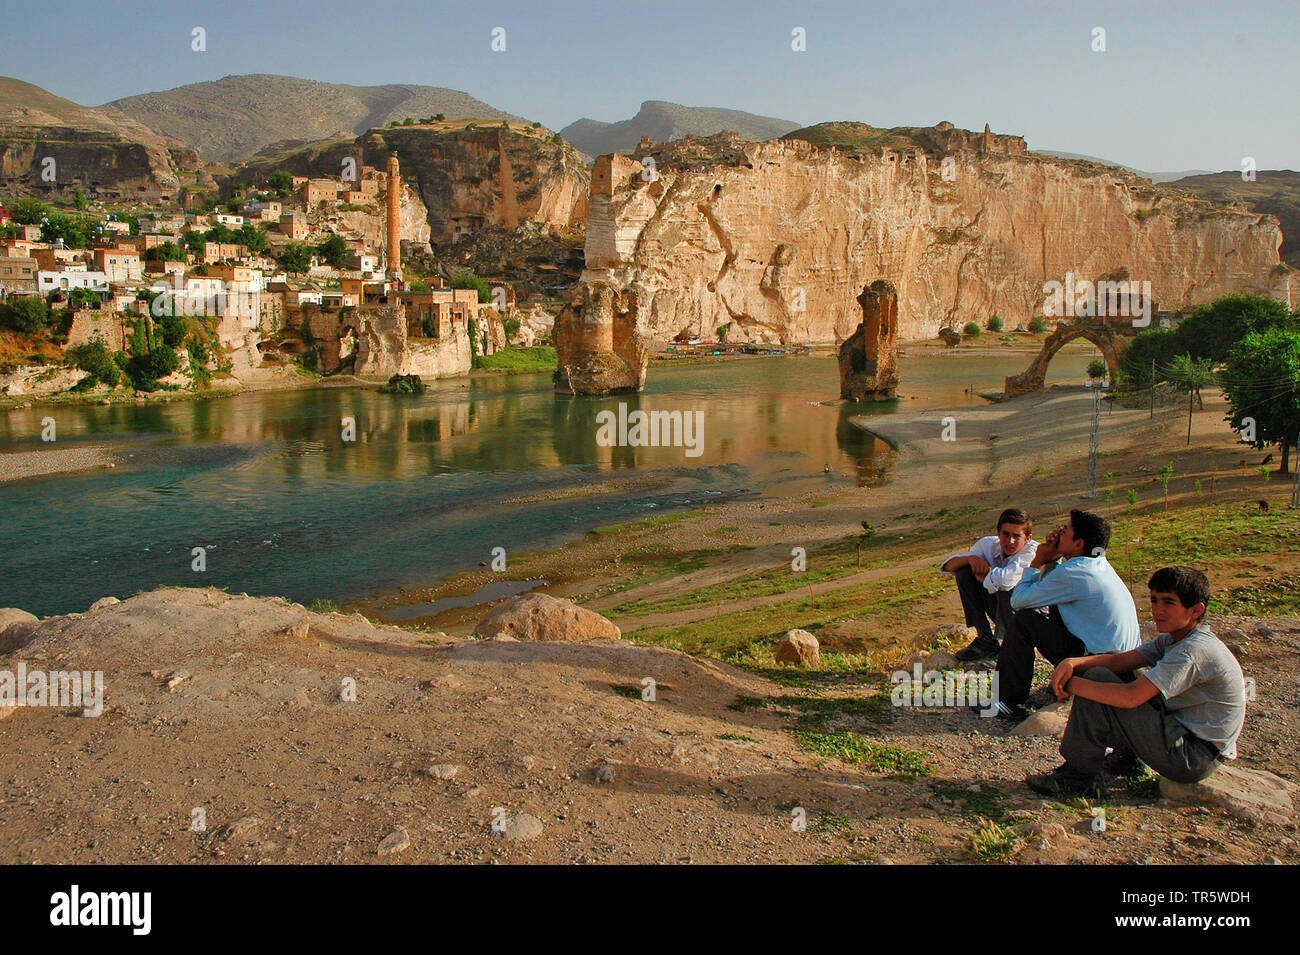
[932,782,1008,821]
[306,598,339,613]
[792,730,931,777]
[612,683,645,700]
[1215,573,1300,616]
[772,693,894,727]
[716,733,759,742]
[472,346,557,374]
[969,818,1022,862]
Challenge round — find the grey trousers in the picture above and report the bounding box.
[954,565,1013,643]
[1060,667,1221,783]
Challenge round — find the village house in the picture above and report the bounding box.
[102,219,131,236]
[242,200,282,221]
[303,179,339,207]
[279,211,309,240]
[92,247,143,283]
[33,247,86,271]
[37,270,108,294]
[203,242,249,264]
[0,256,38,297]
[214,213,245,227]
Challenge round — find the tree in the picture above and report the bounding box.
[278,243,313,275]
[235,223,269,254]
[68,287,101,309]
[73,189,88,211]
[11,197,47,224]
[144,242,187,263]
[1170,294,1293,363]
[0,295,50,334]
[184,230,207,256]
[316,233,349,269]
[434,113,445,122]
[1165,353,1215,444]
[962,321,981,338]
[1222,327,1300,474]
[66,341,122,387]
[40,214,98,248]
[1087,358,1108,381]
[267,170,294,198]
[987,314,1003,332]
[451,272,492,303]
[1118,327,1177,390]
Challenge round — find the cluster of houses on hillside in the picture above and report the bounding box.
[0,161,492,357]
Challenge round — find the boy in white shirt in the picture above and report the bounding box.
[939,508,1038,662]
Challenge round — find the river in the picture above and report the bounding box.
[0,346,1100,616]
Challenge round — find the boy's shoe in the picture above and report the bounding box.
[1103,749,1146,778]
[954,635,999,662]
[969,700,1028,722]
[1025,763,1104,798]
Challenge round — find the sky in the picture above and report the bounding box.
[1,0,1296,173]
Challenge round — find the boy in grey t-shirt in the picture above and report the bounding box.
[1025,566,1246,798]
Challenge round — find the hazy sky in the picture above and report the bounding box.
[2,0,1296,172]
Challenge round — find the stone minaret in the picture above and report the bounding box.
[386,154,401,282]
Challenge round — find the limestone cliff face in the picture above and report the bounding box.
[239,125,587,244]
[0,79,209,199]
[582,134,1298,344]
[353,305,472,379]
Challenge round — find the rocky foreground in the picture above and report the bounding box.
[0,588,1295,864]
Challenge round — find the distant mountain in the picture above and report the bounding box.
[0,76,208,197]
[106,74,528,163]
[560,100,800,157]
[1163,170,1300,269]
[1034,149,1212,184]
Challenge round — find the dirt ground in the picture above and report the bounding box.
[2,386,1297,864]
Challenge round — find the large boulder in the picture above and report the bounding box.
[775,629,820,667]
[474,593,620,643]
[0,609,39,654]
[1159,764,1296,825]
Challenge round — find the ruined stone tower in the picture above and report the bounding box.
[386,154,401,282]
[838,280,900,400]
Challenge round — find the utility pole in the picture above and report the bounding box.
[1149,358,1155,419]
[1084,380,1104,498]
[1291,428,1300,509]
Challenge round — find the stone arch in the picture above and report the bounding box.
[1003,321,1120,398]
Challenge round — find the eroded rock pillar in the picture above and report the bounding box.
[554,281,647,395]
[839,280,900,400]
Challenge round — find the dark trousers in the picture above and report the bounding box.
[954,565,1013,643]
[1061,667,1221,782]
[995,605,1086,705]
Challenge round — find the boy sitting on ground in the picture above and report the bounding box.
[983,510,1139,721]
[939,508,1038,662]
[1025,566,1246,798]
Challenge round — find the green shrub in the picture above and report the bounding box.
[987,314,1003,332]
[66,341,122,387]
[1,295,51,334]
[1087,358,1108,380]
[1028,315,1047,334]
[962,322,981,338]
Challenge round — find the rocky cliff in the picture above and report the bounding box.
[238,124,588,245]
[0,78,209,200]
[580,124,1298,344]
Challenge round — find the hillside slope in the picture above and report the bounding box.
[561,100,800,156]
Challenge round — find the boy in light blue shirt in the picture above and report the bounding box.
[984,509,1139,721]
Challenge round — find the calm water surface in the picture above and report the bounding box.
[0,348,1099,615]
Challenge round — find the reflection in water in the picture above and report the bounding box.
[0,349,1099,615]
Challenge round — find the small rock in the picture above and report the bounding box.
[594,764,616,783]
[1011,699,1073,737]
[164,669,191,692]
[492,812,543,841]
[282,620,310,640]
[377,827,410,855]
[89,596,120,611]
[425,763,461,779]
[220,816,262,842]
[774,629,820,667]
